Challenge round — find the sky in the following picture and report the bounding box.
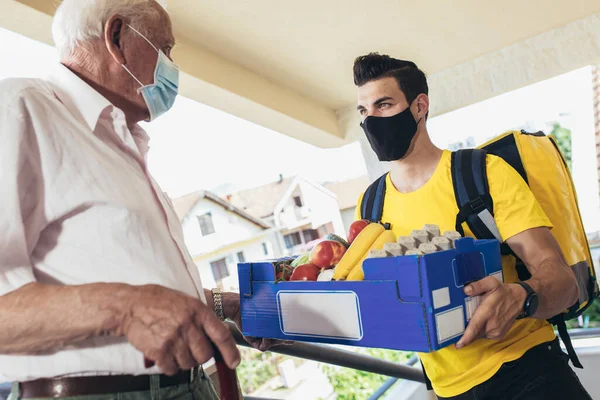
[140,95,367,195]
[1,26,598,231]
[0,27,368,196]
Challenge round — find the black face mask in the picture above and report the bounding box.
[360,106,421,162]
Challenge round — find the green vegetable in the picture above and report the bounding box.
[290,252,310,268]
[326,233,350,249]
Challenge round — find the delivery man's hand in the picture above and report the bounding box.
[455,277,527,349]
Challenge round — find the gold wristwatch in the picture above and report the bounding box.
[211,288,226,321]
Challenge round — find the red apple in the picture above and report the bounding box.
[276,264,294,281]
[290,263,320,281]
[309,240,346,269]
[347,219,370,244]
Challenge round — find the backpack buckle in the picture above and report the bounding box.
[468,197,485,212]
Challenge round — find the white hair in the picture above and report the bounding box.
[52,0,167,60]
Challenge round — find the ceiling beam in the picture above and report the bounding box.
[3,0,345,148]
[428,12,600,117]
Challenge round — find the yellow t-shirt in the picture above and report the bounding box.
[354,150,555,397]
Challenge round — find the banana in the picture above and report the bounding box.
[333,223,385,280]
[347,229,397,281]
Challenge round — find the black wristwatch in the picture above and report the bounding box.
[515,281,539,319]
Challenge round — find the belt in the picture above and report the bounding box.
[19,366,203,398]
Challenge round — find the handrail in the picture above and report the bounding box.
[230,323,600,398]
[244,397,279,400]
[368,354,419,400]
[227,322,426,383]
[563,327,600,339]
[366,327,600,400]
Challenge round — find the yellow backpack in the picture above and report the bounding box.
[360,129,598,368]
[474,130,597,314]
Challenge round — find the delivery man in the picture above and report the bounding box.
[352,52,592,399]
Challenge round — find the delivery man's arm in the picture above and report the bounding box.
[456,227,578,348]
[456,155,579,349]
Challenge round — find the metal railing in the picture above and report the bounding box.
[564,327,600,339]
[366,327,600,400]
[228,323,600,399]
[228,322,425,383]
[368,354,420,400]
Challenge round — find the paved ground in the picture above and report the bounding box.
[250,361,335,400]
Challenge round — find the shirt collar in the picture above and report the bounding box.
[131,125,151,160]
[47,63,113,132]
[46,64,151,160]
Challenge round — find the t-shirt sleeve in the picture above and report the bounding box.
[486,155,552,241]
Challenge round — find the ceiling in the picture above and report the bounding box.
[7,0,600,148]
[168,0,600,110]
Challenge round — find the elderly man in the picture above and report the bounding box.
[0,0,271,399]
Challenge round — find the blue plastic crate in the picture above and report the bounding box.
[238,237,503,353]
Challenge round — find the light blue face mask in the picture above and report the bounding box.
[122,25,179,121]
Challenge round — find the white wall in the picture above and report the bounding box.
[195,239,273,291]
[277,183,311,230]
[180,198,277,290]
[296,180,346,237]
[274,179,347,252]
[181,198,266,257]
[340,208,356,238]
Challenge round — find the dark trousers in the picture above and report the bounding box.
[438,338,592,400]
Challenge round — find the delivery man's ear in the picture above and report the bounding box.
[414,93,430,121]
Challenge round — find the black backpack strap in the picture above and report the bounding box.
[554,315,583,368]
[360,173,389,227]
[421,362,433,391]
[451,149,502,242]
[452,149,529,277]
[453,149,583,368]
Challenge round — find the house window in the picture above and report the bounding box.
[293,195,303,207]
[210,258,229,282]
[237,251,246,263]
[302,229,319,243]
[318,222,334,237]
[197,212,215,236]
[284,232,302,249]
[262,242,269,256]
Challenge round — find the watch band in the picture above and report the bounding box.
[515,281,537,319]
[211,288,226,321]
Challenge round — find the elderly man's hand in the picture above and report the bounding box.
[455,277,527,349]
[120,285,241,376]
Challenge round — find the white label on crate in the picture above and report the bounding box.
[465,295,482,321]
[436,306,465,344]
[432,287,450,309]
[277,291,363,340]
[491,271,504,283]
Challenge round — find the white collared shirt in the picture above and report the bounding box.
[0,64,205,381]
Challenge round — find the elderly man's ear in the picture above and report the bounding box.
[105,15,126,65]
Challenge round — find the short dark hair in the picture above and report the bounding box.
[353,53,428,105]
